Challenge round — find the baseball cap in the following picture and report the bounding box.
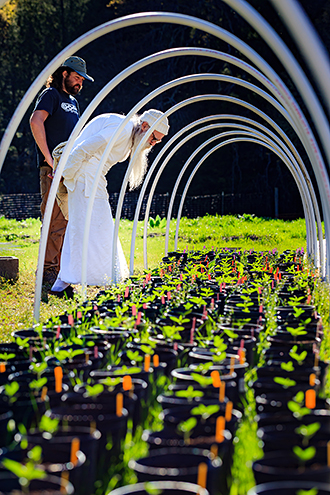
[62,56,94,82]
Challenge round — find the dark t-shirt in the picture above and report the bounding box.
[33,87,80,167]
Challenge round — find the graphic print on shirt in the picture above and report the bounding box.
[61,102,79,115]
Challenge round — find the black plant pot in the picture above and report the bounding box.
[0,472,74,494]
[252,450,330,484]
[26,426,101,495]
[247,480,330,494]
[257,422,330,453]
[129,447,224,495]
[108,480,210,495]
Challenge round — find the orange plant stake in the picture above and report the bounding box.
[211,370,221,388]
[229,356,235,376]
[197,462,208,488]
[41,386,48,402]
[309,373,316,386]
[70,438,80,465]
[210,444,218,458]
[116,392,123,417]
[327,440,330,467]
[54,366,63,393]
[153,354,160,368]
[219,382,226,402]
[225,401,233,422]
[215,416,225,443]
[61,472,70,493]
[144,354,151,372]
[305,389,316,409]
[0,362,6,373]
[123,375,132,391]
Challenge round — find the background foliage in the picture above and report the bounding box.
[0,0,329,218]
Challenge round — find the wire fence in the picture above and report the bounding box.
[0,191,300,221]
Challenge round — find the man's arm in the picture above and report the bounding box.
[30,109,54,168]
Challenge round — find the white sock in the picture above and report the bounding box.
[51,277,70,292]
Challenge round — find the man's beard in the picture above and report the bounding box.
[128,129,152,190]
[64,79,81,96]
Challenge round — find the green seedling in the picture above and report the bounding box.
[177,416,197,443]
[161,325,183,341]
[273,376,296,388]
[280,361,295,372]
[296,489,318,495]
[28,377,48,392]
[84,383,104,397]
[126,350,144,364]
[144,483,162,495]
[100,377,122,389]
[287,391,310,419]
[289,345,307,365]
[4,381,19,403]
[54,348,84,362]
[295,422,321,447]
[175,385,204,401]
[2,446,46,494]
[38,414,59,435]
[293,445,316,465]
[0,352,15,361]
[191,403,220,421]
[191,373,213,387]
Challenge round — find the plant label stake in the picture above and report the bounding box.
[210,444,218,458]
[0,362,5,373]
[90,421,96,434]
[305,389,316,409]
[144,354,151,372]
[161,295,165,304]
[29,345,33,362]
[54,366,63,393]
[211,370,221,388]
[215,416,225,443]
[68,314,74,327]
[116,392,123,417]
[167,291,171,301]
[190,317,196,344]
[225,401,233,422]
[132,305,137,316]
[70,437,80,465]
[153,354,159,368]
[124,286,129,298]
[41,386,48,401]
[136,312,141,326]
[309,373,316,386]
[56,325,61,339]
[61,471,70,493]
[123,375,132,391]
[197,462,208,489]
[219,382,226,402]
[327,440,330,467]
[230,356,235,375]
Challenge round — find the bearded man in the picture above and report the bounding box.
[49,109,170,298]
[30,56,94,287]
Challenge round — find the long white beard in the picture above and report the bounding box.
[128,130,152,190]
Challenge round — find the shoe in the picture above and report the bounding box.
[49,285,75,299]
[42,267,59,286]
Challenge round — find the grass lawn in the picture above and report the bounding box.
[0,213,311,342]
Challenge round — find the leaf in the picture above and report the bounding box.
[39,415,59,435]
[293,445,316,462]
[4,381,19,397]
[85,384,104,397]
[273,376,296,388]
[144,482,162,495]
[295,422,321,439]
[296,489,318,495]
[27,445,43,463]
[177,417,197,433]
[280,361,294,372]
[191,373,213,387]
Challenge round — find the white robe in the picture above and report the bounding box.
[58,114,132,286]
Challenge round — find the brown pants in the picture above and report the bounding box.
[40,165,68,273]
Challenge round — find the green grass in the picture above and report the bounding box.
[0,213,310,341]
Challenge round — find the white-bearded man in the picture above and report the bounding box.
[50,109,169,298]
